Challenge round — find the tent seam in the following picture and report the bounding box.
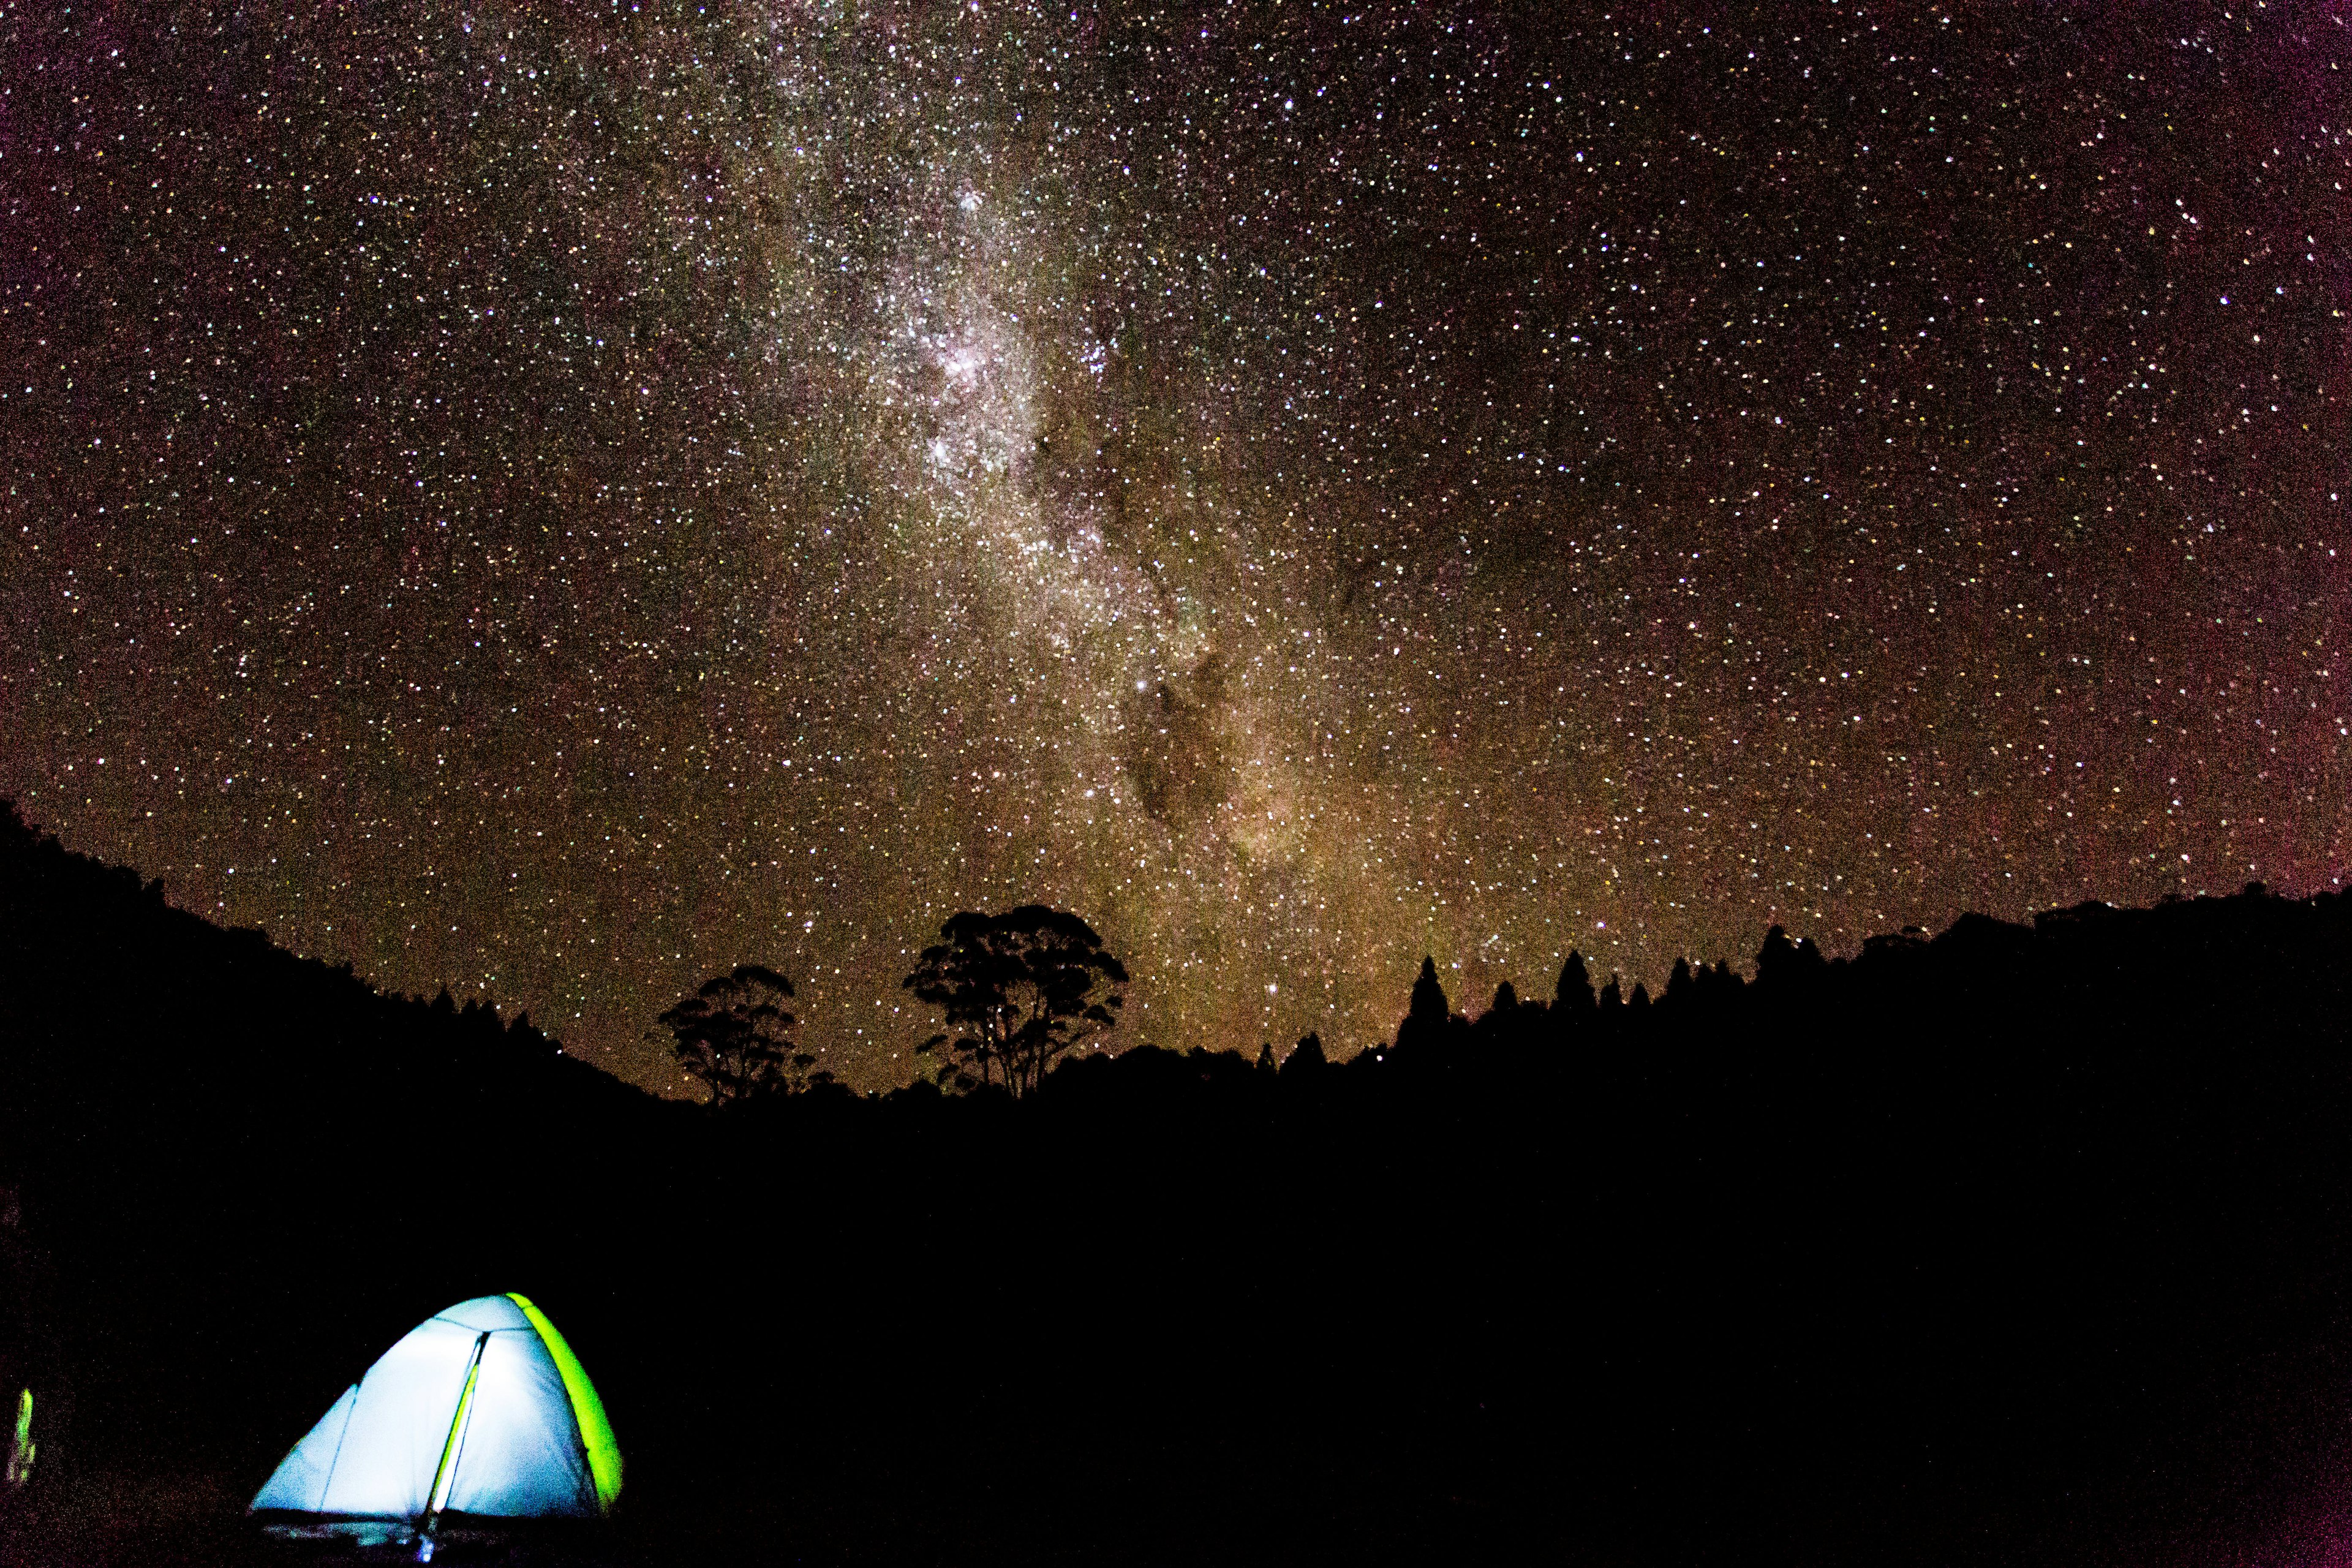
[314,1382,360,1513]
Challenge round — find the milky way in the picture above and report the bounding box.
[4,2,2345,1092]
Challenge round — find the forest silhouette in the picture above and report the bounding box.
[6,795,2352,1565]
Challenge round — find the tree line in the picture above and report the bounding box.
[655,898,1850,1105]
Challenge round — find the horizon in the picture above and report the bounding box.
[3,793,2332,1101]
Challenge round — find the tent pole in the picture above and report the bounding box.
[420,1332,490,1547]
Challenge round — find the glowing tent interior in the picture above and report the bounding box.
[251,1294,620,1536]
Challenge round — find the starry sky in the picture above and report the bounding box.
[3,1,2345,1094]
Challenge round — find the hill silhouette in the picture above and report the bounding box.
[0,802,665,1496]
[6,797,2352,1564]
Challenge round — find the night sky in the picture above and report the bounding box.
[4,2,2345,1094]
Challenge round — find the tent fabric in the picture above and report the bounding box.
[251,1294,616,1523]
[252,1383,360,1513]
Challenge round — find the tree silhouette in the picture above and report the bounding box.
[1395,956,1455,1053]
[1470,979,1550,1050]
[1664,957,1697,1009]
[902,906,1128,1096]
[657,964,811,1107]
[1283,1031,1327,1077]
[1555,950,1597,1016]
[1755,924,1829,993]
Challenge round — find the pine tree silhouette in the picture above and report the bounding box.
[1555,950,1597,1015]
[1396,956,1453,1053]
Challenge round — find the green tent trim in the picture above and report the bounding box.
[507,1293,622,1511]
[6,1389,31,1487]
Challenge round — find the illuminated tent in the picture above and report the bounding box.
[251,1294,620,1531]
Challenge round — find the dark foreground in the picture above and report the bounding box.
[7,809,2352,1564]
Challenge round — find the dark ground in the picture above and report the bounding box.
[7,801,2352,1565]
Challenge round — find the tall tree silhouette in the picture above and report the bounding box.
[1394,956,1455,1054]
[657,965,809,1107]
[1551,949,1598,1049]
[902,907,1128,1096]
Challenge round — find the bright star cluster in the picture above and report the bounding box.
[2,2,2343,1091]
